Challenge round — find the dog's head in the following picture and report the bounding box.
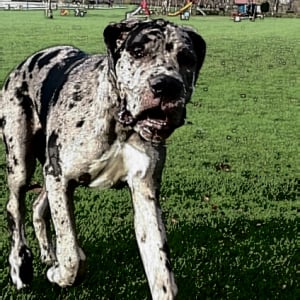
[104,19,206,143]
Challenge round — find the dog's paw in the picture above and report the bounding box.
[47,248,86,287]
[12,277,29,290]
[9,246,33,290]
[47,265,73,287]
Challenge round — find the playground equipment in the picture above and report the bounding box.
[45,8,53,18]
[126,0,150,19]
[168,1,192,17]
[74,7,87,17]
[231,3,263,21]
[196,7,207,16]
[60,9,69,16]
[126,0,192,19]
[59,7,86,17]
[44,0,53,18]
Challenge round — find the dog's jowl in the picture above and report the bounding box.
[0,19,205,299]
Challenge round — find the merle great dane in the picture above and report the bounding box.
[0,18,205,298]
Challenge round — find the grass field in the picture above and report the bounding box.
[0,9,299,299]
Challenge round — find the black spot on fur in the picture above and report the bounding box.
[17,81,29,95]
[46,131,62,176]
[16,60,26,71]
[125,22,164,51]
[6,164,14,174]
[40,50,87,127]
[4,77,10,91]
[73,91,82,102]
[166,42,173,52]
[37,49,61,69]
[7,211,16,236]
[92,59,105,71]
[28,52,45,72]
[2,135,9,155]
[69,103,75,110]
[107,118,118,145]
[19,246,33,285]
[15,81,33,120]
[13,156,18,166]
[76,120,84,128]
[33,129,46,165]
[0,117,6,129]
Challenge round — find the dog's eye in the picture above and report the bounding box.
[177,49,196,68]
[130,45,145,59]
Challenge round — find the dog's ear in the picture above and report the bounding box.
[184,28,206,84]
[103,19,141,59]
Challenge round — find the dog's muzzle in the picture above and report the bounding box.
[118,75,186,143]
[150,75,183,102]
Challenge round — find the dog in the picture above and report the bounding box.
[0,18,205,299]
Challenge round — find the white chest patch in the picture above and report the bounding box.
[123,143,151,185]
[88,142,124,188]
[88,141,150,188]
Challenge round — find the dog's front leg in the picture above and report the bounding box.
[125,142,177,299]
[132,193,177,299]
[44,175,86,287]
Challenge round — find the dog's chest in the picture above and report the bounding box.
[88,140,150,189]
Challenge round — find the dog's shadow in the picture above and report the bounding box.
[30,208,298,299]
[0,181,298,299]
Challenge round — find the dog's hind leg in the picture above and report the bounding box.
[3,132,36,289]
[2,79,39,288]
[33,186,56,265]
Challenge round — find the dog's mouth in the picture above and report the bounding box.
[134,108,175,143]
[118,106,184,143]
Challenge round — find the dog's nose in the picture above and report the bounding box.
[150,75,183,100]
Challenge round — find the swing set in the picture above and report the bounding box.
[126,0,194,19]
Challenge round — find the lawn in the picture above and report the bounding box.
[0,9,299,300]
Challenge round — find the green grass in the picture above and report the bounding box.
[0,9,299,299]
